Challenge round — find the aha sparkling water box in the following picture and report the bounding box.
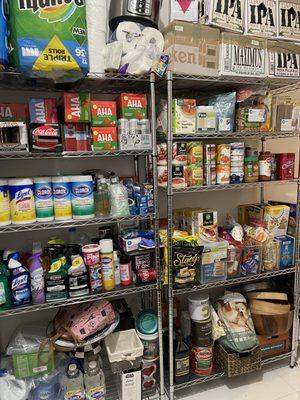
[0,103,28,122]
[117,93,147,120]
[91,101,117,127]
[64,92,91,122]
[8,0,89,80]
[91,127,118,151]
[29,98,58,124]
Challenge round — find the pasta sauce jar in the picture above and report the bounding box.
[259,152,272,181]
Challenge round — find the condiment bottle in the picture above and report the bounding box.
[244,156,259,183]
[259,151,272,181]
[174,330,189,384]
[120,255,133,286]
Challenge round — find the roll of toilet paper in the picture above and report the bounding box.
[115,21,142,55]
[137,27,164,52]
[121,50,153,75]
[86,0,107,73]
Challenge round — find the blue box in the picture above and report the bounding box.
[275,235,295,269]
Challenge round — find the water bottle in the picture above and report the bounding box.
[95,178,110,217]
[62,364,85,400]
[84,361,106,400]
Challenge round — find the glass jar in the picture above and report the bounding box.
[244,156,259,183]
[259,151,272,181]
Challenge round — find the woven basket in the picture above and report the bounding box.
[216,343,262,378]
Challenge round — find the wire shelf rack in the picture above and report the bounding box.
[0,214,154,234]
[171,131,300,140]
[173,267,296,295]
[0,282,158,318]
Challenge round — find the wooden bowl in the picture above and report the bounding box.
[251,308,294,336]
[249,299,290,315]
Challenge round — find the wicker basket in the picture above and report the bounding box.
[216,343,262,377]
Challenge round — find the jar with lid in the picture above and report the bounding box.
[259,152,272,181]
[244,156,259,183]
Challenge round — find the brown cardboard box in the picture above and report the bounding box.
[163,21,220,76]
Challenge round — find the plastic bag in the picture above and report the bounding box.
[0,370,32,400]
[6,323,49,356]
[208,92,236,133]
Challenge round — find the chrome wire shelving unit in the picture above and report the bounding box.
[0,72,164,400]
[163,70,300,400]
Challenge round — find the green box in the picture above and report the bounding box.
[12,351,55,379]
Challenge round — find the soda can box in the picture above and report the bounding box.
[201,0,245,33]
[277,1,300,42]
[275,235,295,268]
[0,0,8,66]
[29,98,58,124]
[245,0,277,38]
[30,124,62,153]
[62,123,90,152]
[0,103,28,122]
[91,101,117,127]
[8,0,89,79]
[91,127,118,151]
[64,92,91,123]
[117,93,147,120]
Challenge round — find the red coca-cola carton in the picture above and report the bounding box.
[0,103,28,122]
[276,153,295,180]
[30,124,62,153]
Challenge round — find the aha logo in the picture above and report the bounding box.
[72,184,92,198]
[54,185,69,198]
[36,186,52,199]
[18,0,85,23]
[15,188,32,204]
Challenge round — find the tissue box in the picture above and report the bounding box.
[62,123,91,152]
[220,32,267,77]
[64,92,91,123]
[29,98,58,124]
[117,93,147,120]
[268,40,300,78]
[170,0,199,22]
[275,235,295,268]
[0,103,28,122]
[200,0,245,33]
[12,351,55,379]
[91,101,117,127]
[119,236,142,253]
[163,21,220,76]
[277,1,300,42]
[91,127,118,151]
[0,122,29,152]
[245,0,277,38]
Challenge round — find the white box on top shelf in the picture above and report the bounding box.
[170,0,200,23]
[200,0,245,33]
[268,40,300,78]
[245,0,277,38]
[277,0,300,42]
[220,32,268,77]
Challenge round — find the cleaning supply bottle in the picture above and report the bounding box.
[29,242,45,305]
[84,360,106,400]
[62,364,85,400]
[68,254,89,298]
[8,258,31,306]
[100,239,115,291]
[0,262,11,310]
[95,178,110,217]
[109,176,129,217]
[114,250,121,286]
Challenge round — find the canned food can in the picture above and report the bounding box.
[118,118,129,130]
[204,144,216,164]
[129,118,140,134]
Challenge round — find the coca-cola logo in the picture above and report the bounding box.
[72,184,92,198]
[35,185,52,199]
[32,126,59,137]
[282,160,294,170]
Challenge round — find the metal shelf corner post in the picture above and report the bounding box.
[167,70,175,400]
[150,72,165,398]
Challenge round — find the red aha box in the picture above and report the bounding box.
[91,127,118,151]
[0,103,28,122]
[91,101,117,127]
[63,93,91,123]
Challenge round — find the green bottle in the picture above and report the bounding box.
[0,263,11,311]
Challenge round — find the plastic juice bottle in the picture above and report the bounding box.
[100,239,115,291]
[63,364,85,400]
[0,262,11,310]
[84,361,106,400]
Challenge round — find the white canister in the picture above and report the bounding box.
[52,176,72,221]
[69,175,95,220]
[8,178,36,225]
[34,177,54,222]
[0,179,10,226]
[188,293,211,322]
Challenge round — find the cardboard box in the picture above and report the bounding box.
[277,1,300,42]
[269,201,297,236]
[257,333,290,360]
[30,124,61,153]
[117,369,142,400]
[12,351,55,379]
[264,204,290,236]
[117,93,147,120]
[220,32,267,77]
[0,103,28,122]
[0,122,29,152]
[201,0,245,33]
[62,123,91,152]
[91,127,118,151]
[268,41,300,78]
[173,99,196,135]
[91,100,117,127]
[193,209,218,243]
[245,0,277,38]
[64,92,91,123]
[163,21,220,76]
[170,0,199,22]
[275,235,295,268]
[29,98,58,124]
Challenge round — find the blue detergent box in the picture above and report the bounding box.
[275,235,295,269]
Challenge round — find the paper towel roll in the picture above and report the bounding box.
[86,0,107,73]
[137,27,164,52]
[116,21,142,55]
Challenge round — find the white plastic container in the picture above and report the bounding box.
[188,293,211,322]
[8,178,36,225]
[69,175,95,220]
[0,179,11,226]
[34,177,54,222]
[52,176,72,221]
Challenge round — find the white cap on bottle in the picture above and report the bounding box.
[69,364,77,372]
[100,239,113,254]
[89,361,97,369]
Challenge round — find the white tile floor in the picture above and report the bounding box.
[177,360,300,400]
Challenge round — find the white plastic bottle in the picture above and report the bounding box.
[109,176,129,217]
[62,364,85,400]
[84,361,106,400]
[114,250,121,286]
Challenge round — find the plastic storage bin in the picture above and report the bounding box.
[105,329,144,373]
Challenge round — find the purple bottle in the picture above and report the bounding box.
[29,243,45,305]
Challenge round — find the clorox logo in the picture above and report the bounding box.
[18,0,85,23]
[36,186,52,199]
[54,185,69,198]
[72,184,92,198]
